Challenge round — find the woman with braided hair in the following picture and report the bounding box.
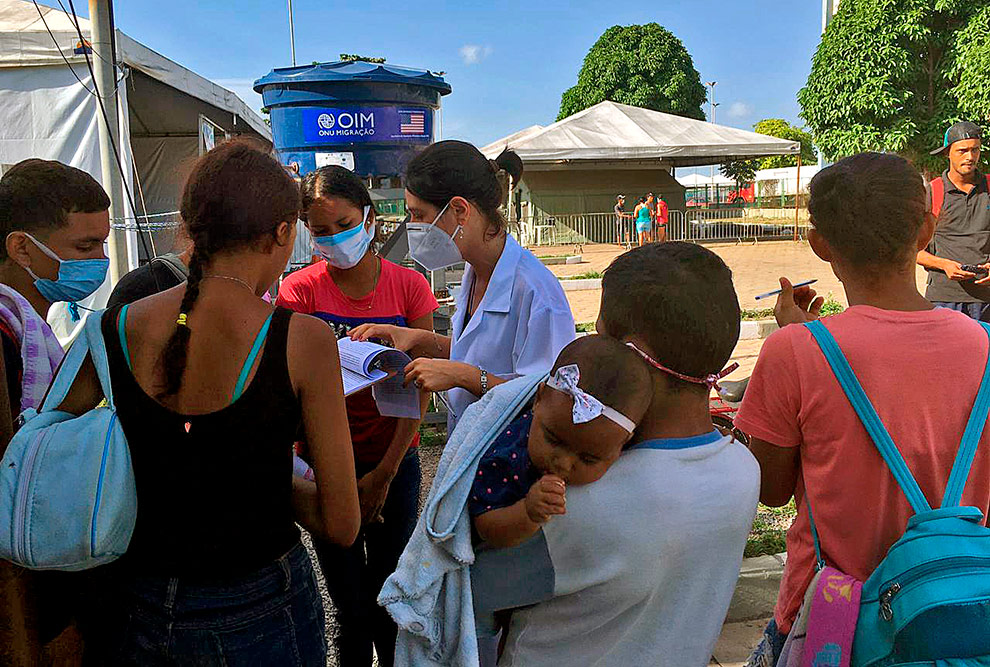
[59,140,360,666]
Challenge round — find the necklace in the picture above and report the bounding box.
[332,257,381,312]
[202,274,255,293]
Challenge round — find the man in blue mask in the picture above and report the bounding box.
[0,158,110,665]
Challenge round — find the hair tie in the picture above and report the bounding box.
[176,313,188,327]
[546,364,637,433]
[626,342,738,392]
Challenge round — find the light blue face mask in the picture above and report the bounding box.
[311,205,375,269]
[22,233,109,304]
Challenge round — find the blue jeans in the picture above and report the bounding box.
[92,542,325,666]
[746,618,788,667]
[933,301,990,322]
[314,449,421,667]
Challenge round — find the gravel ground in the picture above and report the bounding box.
[302,436,445,666]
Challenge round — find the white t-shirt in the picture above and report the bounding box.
[499,431,760,667]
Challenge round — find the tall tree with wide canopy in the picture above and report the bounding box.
[558,23,707,122]
[799,0,990,173]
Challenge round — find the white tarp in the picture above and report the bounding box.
[482,101,800,168]
[677,172,735,188]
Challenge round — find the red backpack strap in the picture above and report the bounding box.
[930,177,945,218]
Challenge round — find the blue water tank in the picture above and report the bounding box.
[254,61,451,179]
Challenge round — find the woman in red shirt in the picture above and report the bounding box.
[276,166,437,667]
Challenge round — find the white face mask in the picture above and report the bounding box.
[406,201,463,271]
[311,205,374,269]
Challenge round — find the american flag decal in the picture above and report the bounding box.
[400,110,426,135]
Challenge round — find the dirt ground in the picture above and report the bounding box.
[540,241,929,324]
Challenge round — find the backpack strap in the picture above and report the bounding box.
[151,254,188,282]
[930,177,945,218]
[804,320,932,514]
[941,321,990,508]
[38,310,115,413]
[807,495,826,571]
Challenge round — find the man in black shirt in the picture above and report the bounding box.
[917,121,990,321]
[106,247,189,308]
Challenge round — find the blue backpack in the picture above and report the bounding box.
[805,319,990,666]
[0,310,136,570]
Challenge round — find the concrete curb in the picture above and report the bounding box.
[560,278,602,291]
[726,552,787,623]
[739,320,779,340]
[540,255,583,266]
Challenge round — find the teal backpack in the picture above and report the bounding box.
[0,311,136,570]
[805,320,990,666]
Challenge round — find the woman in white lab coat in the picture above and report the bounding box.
[350,141,575,428]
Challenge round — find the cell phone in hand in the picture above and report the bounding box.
[961,264,989,279]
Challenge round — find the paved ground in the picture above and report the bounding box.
[543,241,930,324]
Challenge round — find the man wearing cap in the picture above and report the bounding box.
[917,121,990,321]
[614,194,632,248]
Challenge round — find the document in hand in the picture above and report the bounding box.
[336,338,421,419]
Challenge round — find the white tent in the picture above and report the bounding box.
[677,173,734,188]
[482,101,800,168]
[0,0,270,341]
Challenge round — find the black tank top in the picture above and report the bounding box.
[103,305,302,579]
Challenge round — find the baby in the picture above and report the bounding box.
[469,335,653,548]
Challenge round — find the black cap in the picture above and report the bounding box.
[932,121,983,155]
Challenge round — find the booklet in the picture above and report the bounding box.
[337,337,421,419]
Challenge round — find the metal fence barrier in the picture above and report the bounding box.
[517,209,808,246]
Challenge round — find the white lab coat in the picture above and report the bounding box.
[447,235,575,429]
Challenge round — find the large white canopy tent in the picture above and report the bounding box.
[481,101,800,168]
[0,0,270,341]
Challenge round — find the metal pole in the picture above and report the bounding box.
[89,0,126,285]
[794,154,802,241]
[287,0,297,66]
[707,81,717,209]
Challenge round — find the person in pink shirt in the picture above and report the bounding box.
[735,152,990,666]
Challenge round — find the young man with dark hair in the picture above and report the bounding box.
[917,121,990,321]
[471,242,759,666]
[0,158,111,665]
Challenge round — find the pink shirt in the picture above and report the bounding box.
[734,306,990,633]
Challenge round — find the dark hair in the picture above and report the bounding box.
[405,140,523,235]
[808,152,926,272]
[600,242,740,394]
[550,335,652,421]
[159,140,300,397]
[0,159,110,260]
[299,165,373,222]
[639,197,646,203]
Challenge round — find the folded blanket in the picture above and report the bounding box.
[0,285,64,412]
[379,373,546,667]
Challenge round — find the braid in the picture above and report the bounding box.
[158,242,208,398]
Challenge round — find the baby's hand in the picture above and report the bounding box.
[524,474,567,524]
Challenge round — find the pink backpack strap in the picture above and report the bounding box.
[800,566,861,667]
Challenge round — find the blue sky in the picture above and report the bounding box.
[72,0,823,148]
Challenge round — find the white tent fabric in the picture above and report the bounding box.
[677,172,735,188]
[481,101,800,168]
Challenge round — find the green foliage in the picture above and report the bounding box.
[753,119,818,169]
[799,0,990,174]
[557,23,707,121]
[562,270,604,280]
[575,322,597,333]
[745,501,796,558]
[820,296,846,317]
[340,54,386,64]
[720,159,757,187]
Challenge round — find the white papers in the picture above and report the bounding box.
[337,338,421,419]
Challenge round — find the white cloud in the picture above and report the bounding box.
[459,44,493,65]
[726,101,753,119]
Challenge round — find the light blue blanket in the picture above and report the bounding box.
[379,373,546,667]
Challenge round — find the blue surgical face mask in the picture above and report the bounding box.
[21,233,109,303]
[311,206,375,269]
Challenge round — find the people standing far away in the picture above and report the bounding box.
[350,141,575,431]
[60,140,360,666]
[917,121,990,321]
[0,158,111,667]
[470,242,760,667]
[655,193,669,243]
[737,153,990,665]
[634,196,653,246]
[276,165,438,667]
[614,194,632,248]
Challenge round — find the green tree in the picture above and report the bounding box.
[798,0,989,173]
[752,119,817,169]
[720,160,756,189]
[557,24,707,121]
[340,54,386,64]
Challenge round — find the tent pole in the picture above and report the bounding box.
[89,0,126,285]
[794,154,802,242]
